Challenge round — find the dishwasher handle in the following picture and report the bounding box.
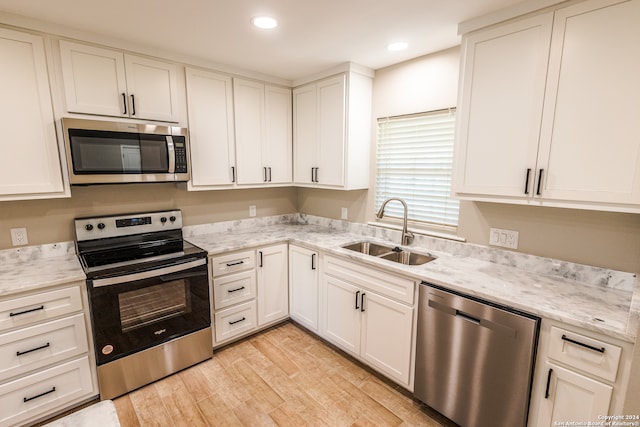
[456,309,480,325]
[427,298,516,338]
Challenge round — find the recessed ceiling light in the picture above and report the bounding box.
[251,16,278,30]
[387,42,408,52]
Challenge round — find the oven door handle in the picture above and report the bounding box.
[91,258,206,287]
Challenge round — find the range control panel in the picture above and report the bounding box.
[75,210,182,242]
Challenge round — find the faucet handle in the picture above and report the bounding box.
[403,231,415,245]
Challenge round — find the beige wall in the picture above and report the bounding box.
[0,185,297,249]
[299,46,640,273]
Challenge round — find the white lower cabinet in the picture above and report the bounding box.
[537,361,613,425]
[321,255,415,389]
[256,244,289,326]
[0,283,96,427]
[210,244,288,346]
[529,320,633,427]
[288,245,319,331]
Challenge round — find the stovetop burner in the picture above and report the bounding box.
[75,210,207,279]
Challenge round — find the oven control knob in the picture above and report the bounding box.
[169,216,176,222]
[97,223,106,230]
[160,217,167,223]
[85,224,94,231]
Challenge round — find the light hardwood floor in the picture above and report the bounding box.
[112,322,456,426]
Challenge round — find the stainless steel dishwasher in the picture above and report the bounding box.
[415,283,540,427]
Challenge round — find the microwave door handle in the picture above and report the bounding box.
[91,258,206,287]
[166,136,176,173]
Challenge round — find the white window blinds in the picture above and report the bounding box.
[375,109,459,228]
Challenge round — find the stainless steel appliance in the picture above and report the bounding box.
[62,118,190,185]
[415,283,540,427]
[75,210,211,400]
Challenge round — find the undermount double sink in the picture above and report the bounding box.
[341,241,436,266]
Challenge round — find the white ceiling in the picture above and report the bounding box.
[0,0,525,82]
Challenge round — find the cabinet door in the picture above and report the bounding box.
[316,75,346,187]
[234,78,265,185]
[257,244,289,326]
[264,85,292,184]
[288,246,319,331]
[59,40,128,117]
[537,0,640,205]
[124,54,179,122]
[185,68,236,188]
[323,275,361,356]
[0,29,65,199]
[536,361,612,426]
[293,84,317,184]
[454,13,553,198]
[360,291,414,387]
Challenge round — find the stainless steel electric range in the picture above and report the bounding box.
[75,210,212,400]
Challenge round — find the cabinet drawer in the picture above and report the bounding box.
[0,356,93,427]
[0,314,88,381]
[548,326,622,382]
[0,286,83,333]
[214,300,256,344]
[211,251,255,277]
[324,256,416,304]
[213,270,256,310]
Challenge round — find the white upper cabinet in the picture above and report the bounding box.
[454,0,640,212]
[59,40,180,122]
[234,78,292,185]
[454,12,553,199]
[293,70,372,190]
[0,28,67,200]
[536,0,640,206]
[185,67,236,189]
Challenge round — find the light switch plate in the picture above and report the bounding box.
[249,205,256,217]
[341,207,348,220]
[489,227,518,249]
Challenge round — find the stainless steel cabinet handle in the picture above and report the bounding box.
[561,334,605,353]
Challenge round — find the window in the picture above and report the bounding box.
[375,109,459,230]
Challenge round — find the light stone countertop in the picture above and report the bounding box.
[1,216,637,343]
[185,220,639,343]
[0,242,84,297]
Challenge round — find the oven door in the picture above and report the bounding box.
[87,257,210,366]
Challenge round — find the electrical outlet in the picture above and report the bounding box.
[249,205,256,217]
[489,227,519,249]
[341,207,348,220]
[11,228,28,246]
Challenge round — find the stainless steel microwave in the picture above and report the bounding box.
[61,118,190,185]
